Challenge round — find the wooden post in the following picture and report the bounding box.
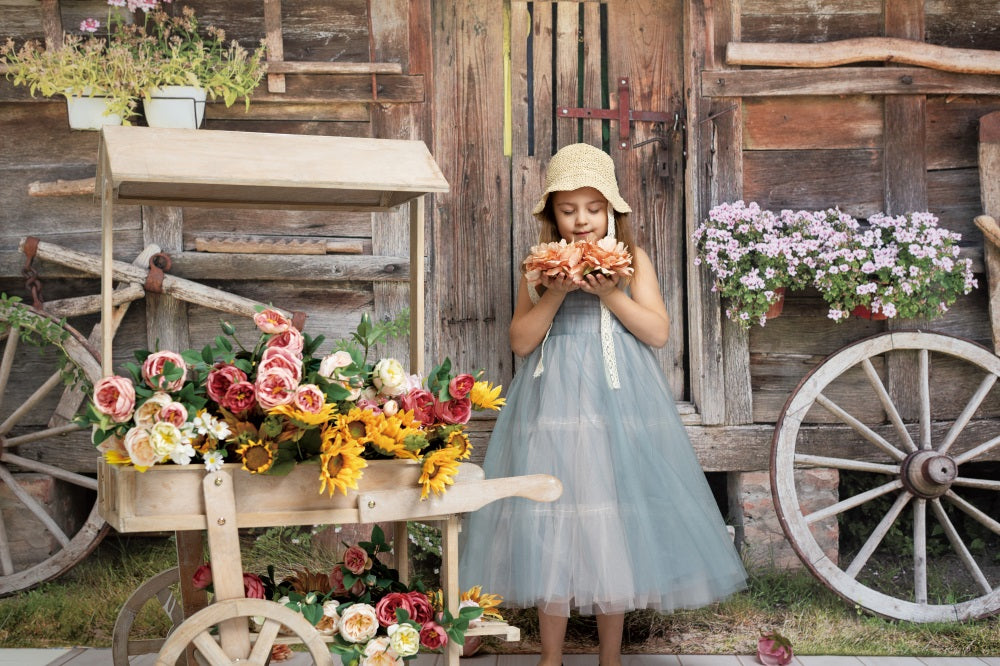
[143,207,189,353]
[978,112,1000,354]
[202,472,251,659]
[99,146,115,377]
[410,197,425,376]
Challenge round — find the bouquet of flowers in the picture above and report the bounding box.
[191,526,499,665]
[78,310,505,499]
[522,237,633,287]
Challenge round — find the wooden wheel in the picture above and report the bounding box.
[155,598,333,666]
[0,300,107,595]
[772,331,1000,622]
[112,566,184,666]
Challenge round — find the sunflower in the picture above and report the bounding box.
[418,446,462,499]
[442,429,472,460]
[103,449,132,466]
[269,401,338,427]
[334,407,381,446]
[461,585,504,621]
[470,380,505,411]
[370,413,423,459]
[318,429,367,496]
[235,439,276,474]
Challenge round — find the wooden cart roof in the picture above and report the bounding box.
[96,126,449,210]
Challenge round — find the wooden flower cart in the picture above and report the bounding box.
[88,126,563,665]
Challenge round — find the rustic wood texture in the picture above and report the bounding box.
[142,207,189,353]
[743,96,881,151]
[979,112,1000,353]
[926,0,1000,51]
[263,0,287,93]
[740,0,881,43]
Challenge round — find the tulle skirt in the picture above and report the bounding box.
[459,291,747,617]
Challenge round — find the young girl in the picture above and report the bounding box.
[459,143,747,666]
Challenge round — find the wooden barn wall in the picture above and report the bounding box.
[712,1,1000,427]
[0,0,451,473]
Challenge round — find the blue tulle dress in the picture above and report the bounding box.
[459,290,747,617]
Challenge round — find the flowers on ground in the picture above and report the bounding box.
[523,237,634,287]
[79,310,504,500]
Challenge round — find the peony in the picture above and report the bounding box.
[148,421,184,457]
[206,364,247,403]
[343,544,371,575]
[448,373,475,400]
[373,358,408,396]
[292,384,326,414]
[93,375,136,423]
[158,401,188,428]
[191,564,212,589]
[338,603,379,643]
[124,427,160,468]
[579,236,634,279]
[142,350,187,391]
[387,623,421,657]
[522,239,584,286]
[266,327,304,356]
[133,392,172,428]
[318,350,354,379]
[375,592,414,627]
[259,346,303,382]
[223,381,256,413]
[255,367,298,410]
[433,397,472,425]
[407,591,434,624]
[243,573,266,599]
[400,388,435,425]
[253,308,291,334]
[316,600,341,635]
[419,622,448,650]
[361,636,402,666]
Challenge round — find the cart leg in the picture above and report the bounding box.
[175,531,207,666]
[441,515,461,666]
[203,471,252,659]
[393,521,409,584]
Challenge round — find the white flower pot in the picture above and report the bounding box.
[64,93,122,131]
[144,85,207,129]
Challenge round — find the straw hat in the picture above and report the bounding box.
[531,143,632,220]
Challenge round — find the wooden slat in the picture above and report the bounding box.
[581,3,602,147]
[142,207,190,353]
[979,111,1000,354]
[265,62,403,75]
[701,67,1000,97]
[263,0,286,93]
[39,0,61,51]
[533,4,554,159]
[743,96,881,151]
[554,2,580,150]
[193,234,364,255]
[741,14,881,44]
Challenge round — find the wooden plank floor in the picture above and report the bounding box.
[16,650,999,666]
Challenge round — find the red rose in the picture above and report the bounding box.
[400,388,435,425]
[206,364,247,404]
[433,397,472,425]
[343,544,370,575]
[407,591,434,624]
[243,573,266,599]
[419,622,449,650]
[192,563,212,590]
[375,592,415,627]
[448,374,475,400]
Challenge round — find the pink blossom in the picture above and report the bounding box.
[93,375,135,423]
[266,327,304,356]
[80,18,100,32]
[206,364,247,404]
[292,384,325,414]
[142,351,187,392]
[433,397,472,425]
[255,368,298,409]
[400,388,435,425]
[259,346,302,382]
[223,381,256,413]
[253,308,291,334]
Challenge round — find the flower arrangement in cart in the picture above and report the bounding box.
[192,526,500,665]
[78,309,505,499]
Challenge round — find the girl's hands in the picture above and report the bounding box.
[539,272,580,294]
[577,271,619,297]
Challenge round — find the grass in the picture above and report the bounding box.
[0,531,997,657]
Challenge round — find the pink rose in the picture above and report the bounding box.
[259,347,303,382]
[343,544,370,575]
[253,308,291,335]
[192,564,212,589]
[93,375,135,423]
[407,591,434,624]
[375,592,415,627]
[419,623,449,650]
[293,384,325,414]
[266,327,304,356]
[400,389,435,425]
[757,632,793,666]
[255,368,298,410]
[448,374,475,400]
[330,566,348,595]
[206,364,247,404]
[243,573,266,599]
[158,402,188,427]
[142,351,187,392]
[356,398,382,414]
[433,397,472,425]
[223,381,256,413]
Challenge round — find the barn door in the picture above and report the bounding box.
[509,0,687,397]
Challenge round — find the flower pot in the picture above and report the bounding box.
[851,304,888,320]
[64,93,122,130]
[144,85,207,129]
[764,287,786,320]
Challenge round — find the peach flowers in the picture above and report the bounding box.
[523,238,634,287]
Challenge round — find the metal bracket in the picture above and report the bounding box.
[557,77,672,149]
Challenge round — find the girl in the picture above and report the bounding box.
[459,143,747,666]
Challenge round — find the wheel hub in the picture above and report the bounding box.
[900,449,957,499]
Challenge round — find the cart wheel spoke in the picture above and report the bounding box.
[0,465,69,546]
[0,371,64,437]
[861,358,917,453]
[0,330,20,417]
[248,619,282,663]
[938,372,998,455]
[0,511,13,575]
[952,476,1000,492]
[845,491,912,579]
[3,423,84,449]
[795,453,899,475]
[814,393,907,461]
[192,631,230,664]
[919,349,932,450]
[805,479,903,525]
[913,499,928,604]
[955,434,1000,465]
[930,499,993,595]
[943,490,1000,536]
[4,453,98,491]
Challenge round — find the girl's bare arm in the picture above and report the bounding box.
[509,273,576,357]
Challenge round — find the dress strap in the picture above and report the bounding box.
[600,302,620,389]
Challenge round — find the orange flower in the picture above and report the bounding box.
[523,240,584,286]
[578,237,634,279]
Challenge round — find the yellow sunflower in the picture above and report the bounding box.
[269,401,338,427]
[462,586,504,621]
[470,381,505,411]
[443,429,472,460]
[334,407,381,446]
[318,436,367,496]
[103,449,132,466]
[235,439,276,474]
[418,446,462,499]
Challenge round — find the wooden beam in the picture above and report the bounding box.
[701,68,1000,97]
[265,62,403,75]
[263,0,286,93]
[978,112,1000,354]
[727,37,1000,75]
[39,0,61,51]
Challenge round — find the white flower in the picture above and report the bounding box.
[134,392,172,428]
[372,358,407,397]
[387,623,420,657]
[148,421,184,457]
[318,350,354,379]
[339,603,379,644]
[193,409,232,441]
[168,442,196,465]
[203,449,226,472]
[362,636,402,666]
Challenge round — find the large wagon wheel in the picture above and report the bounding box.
[155,598,333,666]
[772,331,1000,622]
[0,300,106,595]
[112,566,184,666]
